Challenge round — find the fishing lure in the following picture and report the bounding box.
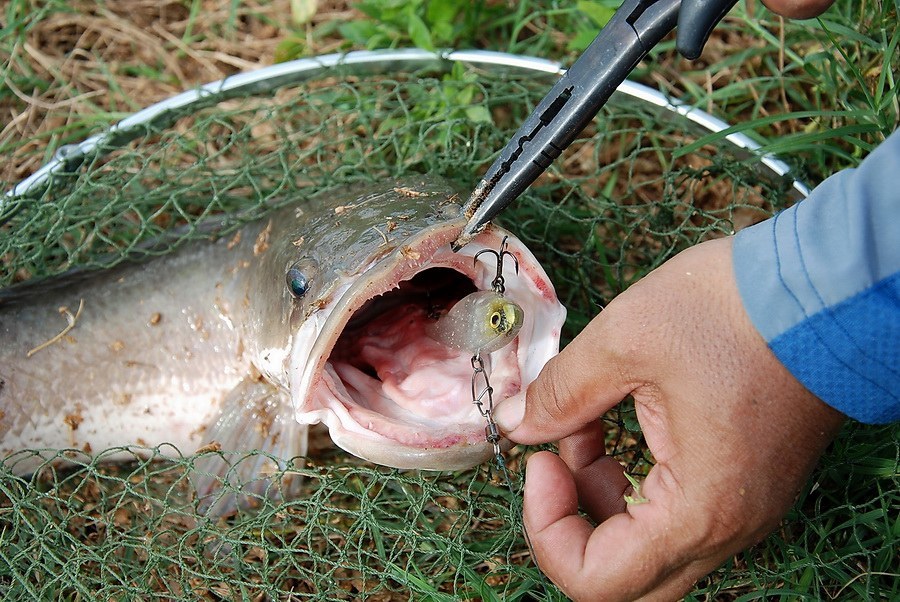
[442,236,546,591]
[425,290,523,355]
[426,236,524,459]
[426,237,523,355]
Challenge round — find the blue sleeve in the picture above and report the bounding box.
[732,129,900,424]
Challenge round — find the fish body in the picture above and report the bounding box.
[0,177,566,509]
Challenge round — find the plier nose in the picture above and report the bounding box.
[451,0,738,251]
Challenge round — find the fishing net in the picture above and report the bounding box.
[1,51,896,600]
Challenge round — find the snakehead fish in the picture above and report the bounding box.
[0,176,566,511]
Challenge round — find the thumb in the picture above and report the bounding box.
[494,307,637,444]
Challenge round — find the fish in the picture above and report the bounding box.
[0,176,566,512]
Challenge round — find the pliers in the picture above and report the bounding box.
[451,0,739,251]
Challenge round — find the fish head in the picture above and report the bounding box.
[273,178,566,470]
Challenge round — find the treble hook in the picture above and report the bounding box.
[473,236,519,295]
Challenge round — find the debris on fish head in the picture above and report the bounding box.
[268,177,566,470]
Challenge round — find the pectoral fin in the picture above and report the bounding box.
[192,377,308,516]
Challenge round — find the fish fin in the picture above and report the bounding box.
[191,377,308,517]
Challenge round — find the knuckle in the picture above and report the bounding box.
[595,291,650,367]
[528,355,577,422]
[592,294,654,383]
[692,485,757,551]
[651,464,726,553]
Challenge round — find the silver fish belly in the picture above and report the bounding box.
[0,176,566,510]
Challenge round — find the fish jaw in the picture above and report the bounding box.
[288,220,566,470]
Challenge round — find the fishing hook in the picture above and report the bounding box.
[473,236,519,295]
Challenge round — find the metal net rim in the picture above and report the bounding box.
[3,48,808,210]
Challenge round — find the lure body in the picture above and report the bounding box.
[426,290,524,355]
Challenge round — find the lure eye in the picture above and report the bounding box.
[490,311,502,328]
[286,259,316,299]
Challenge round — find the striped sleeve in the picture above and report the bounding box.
[732,130,900,424]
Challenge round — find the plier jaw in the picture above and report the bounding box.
[452,0,738,252]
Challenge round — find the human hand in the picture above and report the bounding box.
[494,237,845,601]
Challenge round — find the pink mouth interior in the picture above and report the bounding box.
[328,268,494,427]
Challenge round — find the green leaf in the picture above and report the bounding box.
[577,0,618,27]
[273,36,306,63]
[355,0,384,21]
[425,0,463,26]
[337,21,381,46]
[464,105,492,124]
[406,12,434,50]
[454,83,476,106]
[812,19,878,46]
[430,20,454,45]
[567,28,598,52]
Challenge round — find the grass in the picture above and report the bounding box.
[1,0,898,600]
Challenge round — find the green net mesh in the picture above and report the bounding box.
[1,56,896,600]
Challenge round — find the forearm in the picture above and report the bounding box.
[733,130,900,424]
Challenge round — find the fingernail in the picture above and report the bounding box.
[494,393,525,432]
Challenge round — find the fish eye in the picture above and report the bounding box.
[490,311,502,328]
[286,269,309,298]
[286,259,316,298]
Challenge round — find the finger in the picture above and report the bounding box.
[761,0,835,19]
[559,421,630,523]
[557,419,607,469]
[495,309,637,443]
[522,452,595,578]
[525,456,698,602]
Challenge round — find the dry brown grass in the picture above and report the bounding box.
[0,1,849,187]
[1,0,360,185]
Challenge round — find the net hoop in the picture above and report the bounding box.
[4,48,808,212]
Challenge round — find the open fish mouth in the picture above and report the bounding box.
[291,222,565,470]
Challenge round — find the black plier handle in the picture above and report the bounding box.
[452,0,738,250]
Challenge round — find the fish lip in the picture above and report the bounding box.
[291,218,565,468]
